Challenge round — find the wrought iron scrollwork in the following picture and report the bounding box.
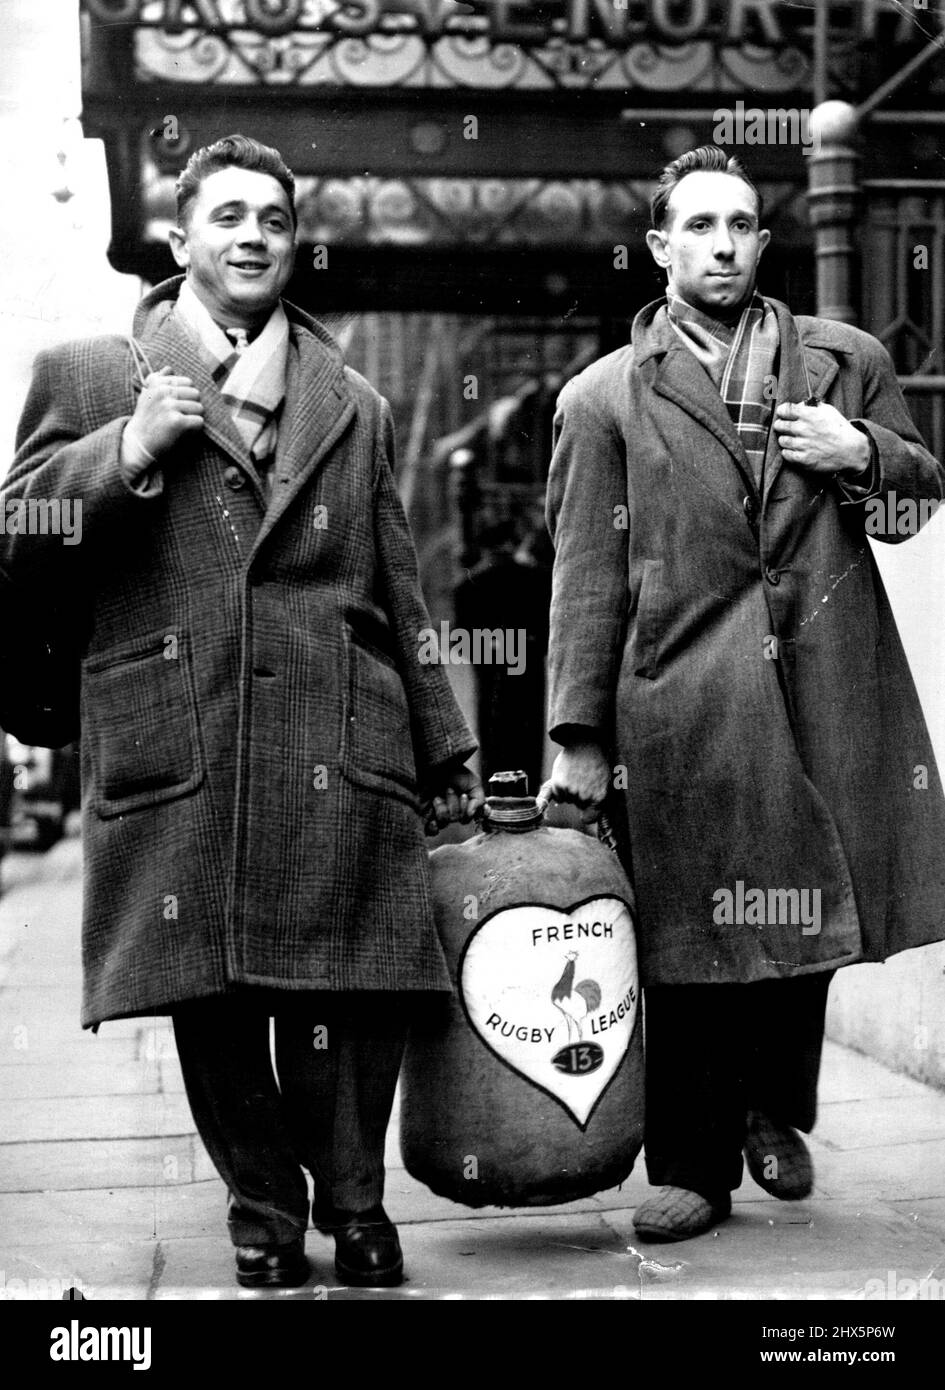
[122,0,811,90]
[141,145,807,249]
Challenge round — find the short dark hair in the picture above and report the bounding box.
[650,145,763,230]
[175,133,297,227]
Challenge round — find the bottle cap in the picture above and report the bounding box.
[483,770,544,830]
[487,770,529,798]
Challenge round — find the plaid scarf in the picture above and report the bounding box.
[175,279,289,489]
[666,291,779,488]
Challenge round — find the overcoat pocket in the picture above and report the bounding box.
[632,558,665,680]
[341,626,419,803]
[84,630,205,817]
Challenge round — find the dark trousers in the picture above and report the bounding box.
[643,973,834,1200]
[172,991,408,1247]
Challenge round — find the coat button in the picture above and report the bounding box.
[765,566,781,585]
[224,466,246,490]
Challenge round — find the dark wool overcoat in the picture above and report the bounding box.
[3,277,475,1026]
[546,297,945,987]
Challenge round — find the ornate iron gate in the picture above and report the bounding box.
[861,180,945,463]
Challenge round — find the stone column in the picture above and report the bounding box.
[806,100,861,325]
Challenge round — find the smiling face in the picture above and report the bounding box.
[645,170,770,321]
[168,165,296,331]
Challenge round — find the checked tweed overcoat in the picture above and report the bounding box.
[546,296,945,987]
[3,277,475,1026]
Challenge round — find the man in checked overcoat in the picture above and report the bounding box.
[546,146,945,1242]
[2,135,482,1289]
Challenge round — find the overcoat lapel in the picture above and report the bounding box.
[762,299,841,506]
[134,305,267,505]
[650,335,758,511]
[637,298,845,514]
[133,285,359,535]
[249,321,356,553]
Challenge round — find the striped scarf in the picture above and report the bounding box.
[666,291,780,488]
[175,278,289,489]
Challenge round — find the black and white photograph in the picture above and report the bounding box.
[0,0,944,1347]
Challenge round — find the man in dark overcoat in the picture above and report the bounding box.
[2,135,482,1287]
[545,146,945,1242]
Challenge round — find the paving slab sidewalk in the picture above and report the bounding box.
[1,835,944,1302]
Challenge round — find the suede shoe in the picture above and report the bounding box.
[323,1205,404,1288]
[235,1238,309,1289]
[633,1186,732,1242]
[744,1109,813,1200]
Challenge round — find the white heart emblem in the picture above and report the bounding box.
[458,895,639,1128]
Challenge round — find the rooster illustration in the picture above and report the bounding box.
[551,951,602,1041]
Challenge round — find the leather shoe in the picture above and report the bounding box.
[322,1205,404,1288]
[744,1109,813,1200]
[633,1186,732,1242]
[235,1238,309,1288]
